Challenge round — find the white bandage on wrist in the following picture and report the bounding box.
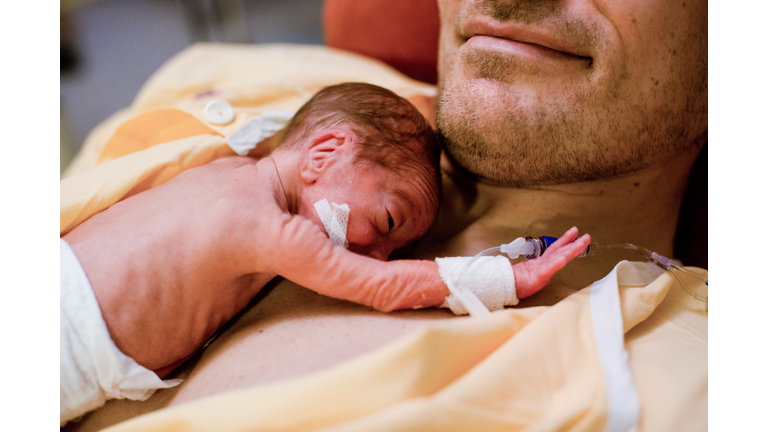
[435,256,519,315]
[313,199,350,248]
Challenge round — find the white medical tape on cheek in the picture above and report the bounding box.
[331,202,350,248]
[313,199,350,248]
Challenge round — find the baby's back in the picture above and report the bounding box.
[63,156,283,371]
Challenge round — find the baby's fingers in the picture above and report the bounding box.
[541,227,579,256]
[558,233,591,261]
[514,232,591,299]
[530,235,589,279]
[544,234,588,268]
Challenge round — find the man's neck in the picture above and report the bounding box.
[411,150,700,306]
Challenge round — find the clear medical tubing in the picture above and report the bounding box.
[456,237,708,315]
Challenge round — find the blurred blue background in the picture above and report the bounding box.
[60,0,324,174]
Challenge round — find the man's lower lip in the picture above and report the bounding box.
[463,35,587,63]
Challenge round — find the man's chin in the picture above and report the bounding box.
[440,71,562,129]
[436,92,595,186]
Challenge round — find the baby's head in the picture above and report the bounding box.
[278,83,441,260]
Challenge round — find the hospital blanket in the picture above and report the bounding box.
[100,261,706,432]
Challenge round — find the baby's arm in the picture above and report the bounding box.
[260,213,590,313]
[259,213,446,311]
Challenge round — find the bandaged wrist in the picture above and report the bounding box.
[435,256,518,315]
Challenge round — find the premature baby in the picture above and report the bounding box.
[63,83,590,374]
[262,83,590,311]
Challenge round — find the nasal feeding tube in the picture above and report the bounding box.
[453,236,709,316]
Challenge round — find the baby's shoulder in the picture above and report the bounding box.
[207,155,259,170]
[169,156,262,190]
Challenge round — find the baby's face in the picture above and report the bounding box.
[302,161,439,261]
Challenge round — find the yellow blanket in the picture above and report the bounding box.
[61,43,707,431]
[101,262,706,432]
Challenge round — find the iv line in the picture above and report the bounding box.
[455,238,708,316]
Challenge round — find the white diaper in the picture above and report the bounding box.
[60,239,181,426]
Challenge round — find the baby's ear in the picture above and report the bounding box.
[299,130,350,184]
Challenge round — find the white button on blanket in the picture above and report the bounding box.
[436,256,518,315]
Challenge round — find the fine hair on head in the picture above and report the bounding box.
[278,82,442,194]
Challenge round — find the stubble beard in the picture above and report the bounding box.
[436,3,707,187]
[438,59,605,187]
[438,50,705,187]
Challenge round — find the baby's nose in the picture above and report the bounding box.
[349,242,393,261]
[366,248,390,261]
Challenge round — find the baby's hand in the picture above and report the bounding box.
[512,227,591,299]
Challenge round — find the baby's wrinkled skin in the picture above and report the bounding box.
[63,127,589,376]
